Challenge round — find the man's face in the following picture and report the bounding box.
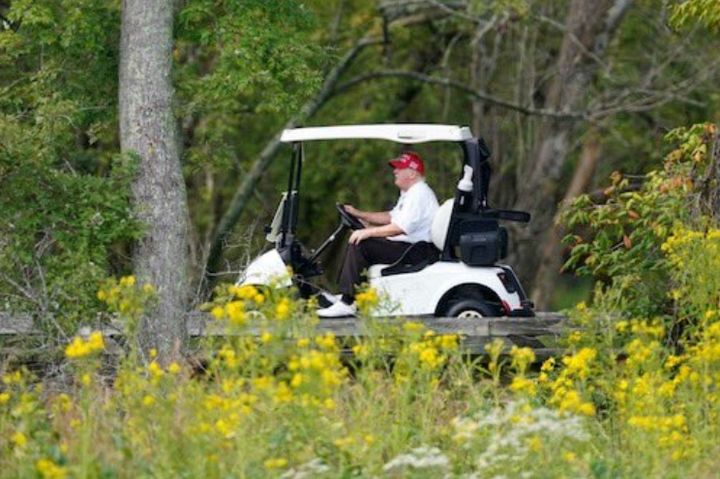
[393,167,417,191]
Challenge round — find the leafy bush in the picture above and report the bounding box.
[560,123,718,318]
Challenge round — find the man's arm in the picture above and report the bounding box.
[348,223,404,245]
[344,204,391,226]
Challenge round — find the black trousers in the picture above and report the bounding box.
[338,238,413,297]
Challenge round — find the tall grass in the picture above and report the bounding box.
[2,257,720,478]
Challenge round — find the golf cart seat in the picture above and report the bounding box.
[368,199,453,278]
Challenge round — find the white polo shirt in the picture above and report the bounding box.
[388,180,439,243]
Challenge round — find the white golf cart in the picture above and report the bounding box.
[239,124,534,318]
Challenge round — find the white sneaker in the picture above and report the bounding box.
[319,292,342,304]
[317,300,357,318]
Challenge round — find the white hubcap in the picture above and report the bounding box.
[457,310,483,319]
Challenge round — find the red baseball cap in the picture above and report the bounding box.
[388,151,425,175]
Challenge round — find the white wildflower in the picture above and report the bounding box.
[383,446,450,472]
[280,458,330,479]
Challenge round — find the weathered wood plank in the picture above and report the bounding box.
[188,312,567,338]
[1,312,568,339]
[0,313,35,335]
[1,311,568,359]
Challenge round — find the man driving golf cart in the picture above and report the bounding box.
[317,151,439,318]
[239,124,535,319]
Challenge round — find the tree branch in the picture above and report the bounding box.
[203,36,383,284]
[333,69,588,119]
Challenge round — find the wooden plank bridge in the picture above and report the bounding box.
[1,312,567,359]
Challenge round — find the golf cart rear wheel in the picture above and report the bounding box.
[446,299,497,319]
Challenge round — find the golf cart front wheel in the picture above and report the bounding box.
[445,299,497,319]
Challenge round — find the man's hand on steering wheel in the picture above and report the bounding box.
[336,203,364,230]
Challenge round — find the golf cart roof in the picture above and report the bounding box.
[280,124,473,144]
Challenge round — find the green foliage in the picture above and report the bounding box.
[671,0,720,33]
[0,0,326,330]
[175,0,324,172]
[560,123,718,317]
[0,0,139,331]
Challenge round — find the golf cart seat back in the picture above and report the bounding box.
[432,199,508,266]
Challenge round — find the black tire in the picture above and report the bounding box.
[445,299,499,319]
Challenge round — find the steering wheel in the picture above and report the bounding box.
[336,203,365,230]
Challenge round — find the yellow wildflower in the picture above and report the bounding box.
[541,357,556,372]
[148,362,164,379]
[510,346,536,372]
[226,301,246,325]
[3,370,22,384]
[356,288,379,309]
[403,321,426,334]
[418,344,444,369]
[437,334,459,350]
[485,338,505,358]
[291,373,304,388]
[562,347,596,379]
[0,392,10,405]
[276,298,291,320]
[568,330,583,344]
[233,285,258,300]
[334,436,355,448]
[211,306,225,320]
[215,419,236,439]
[557,389,595,416]
[11,431,27,448]
[52,393,73,413]
[218,346,238,368]
[510,376,538,397]
[65,331,105,359]
[526,435,543,452]
[36,459,67,479]
[253,376,274,391]
[119,275,136,287]
[274,382,293,403]
[615,320,629,333]
[264,458,288,470]
[316,332,337,350]
[352,343,370,359]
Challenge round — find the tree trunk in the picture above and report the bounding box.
[119,0,189,362]
[702,126,720,221]
[530,131,601,309]
[506,0,631,297]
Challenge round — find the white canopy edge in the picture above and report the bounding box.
[280,124,473,144]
